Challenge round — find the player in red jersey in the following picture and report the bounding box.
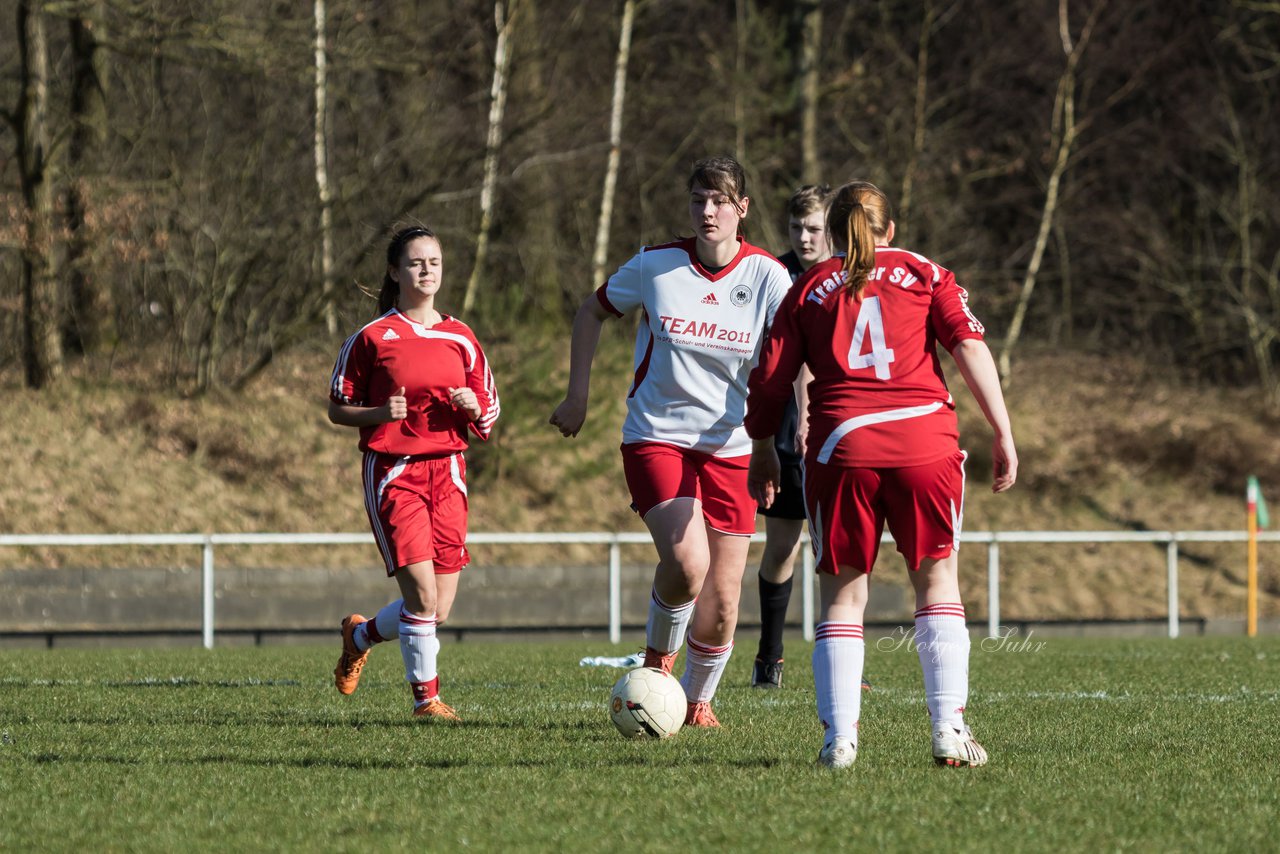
[745,182,1017,768]
[550,156,792,728]
[329,224,500,721]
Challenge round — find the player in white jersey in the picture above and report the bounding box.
[551,156,792,727]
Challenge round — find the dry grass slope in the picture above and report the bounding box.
[1,342,1277,621]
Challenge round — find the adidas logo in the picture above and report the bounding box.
[382,328,400,341]
[701,292,719,305]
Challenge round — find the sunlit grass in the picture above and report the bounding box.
[2,637,1277,851]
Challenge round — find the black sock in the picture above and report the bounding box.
[757,574,794,662]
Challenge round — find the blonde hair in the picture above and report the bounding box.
[827,182,892,300]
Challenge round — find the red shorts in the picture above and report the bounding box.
[621,442,756,536]
[363,451,470,576]
[804,450,967,574]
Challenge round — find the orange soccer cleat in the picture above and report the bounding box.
[334,613,370,695]
[684,700,721,728]
[642,646,678,675]
[413,697,462,722]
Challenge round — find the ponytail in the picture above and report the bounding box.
[378,224,437,316]
[827,182,892,301]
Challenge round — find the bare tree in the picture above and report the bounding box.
[63,1,111,356]
[464,0,518,314]
[795,0,821,184]
[314,0,336,335]
[590,0,636,288]
[897,0,937,233]
[16,0,63,388]
[999,0,1102,378]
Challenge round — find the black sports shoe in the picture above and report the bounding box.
[751,657,783,689]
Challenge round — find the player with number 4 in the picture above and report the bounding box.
[744,181,1017,769]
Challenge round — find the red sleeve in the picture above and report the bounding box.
[330,329,372,406]
[465,332,500,442]
[595,284,623,317]
[929,269,986,352]
[745,285,807,439]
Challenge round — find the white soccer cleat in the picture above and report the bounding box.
[932,724,988,767]
[817,737,857,769]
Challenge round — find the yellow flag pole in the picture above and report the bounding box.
[1247,479,1258,638]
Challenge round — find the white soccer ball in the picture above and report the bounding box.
[608,666,686,739]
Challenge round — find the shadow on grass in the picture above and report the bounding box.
[25,752,465,770]
[20,751,784,771]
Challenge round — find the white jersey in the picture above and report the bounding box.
[596,237,790,456]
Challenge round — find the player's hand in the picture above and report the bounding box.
[748,439,782,509]
[794,423,808,458]
[385,387,408,422]
[448,387,482,421]
[991,433,1018,493]
[549,396,588,438]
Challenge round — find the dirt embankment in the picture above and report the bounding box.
[1,346,1277,621]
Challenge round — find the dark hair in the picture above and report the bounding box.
[827,182,892,300]
[378,224,438,315]
[687,156,749,236]
[787,184,832,220]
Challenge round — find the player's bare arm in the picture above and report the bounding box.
[747,437,782,509]
[949,339,1018,493]
[327,386,408,427]
[793,364,812,457]
[550,296,612,438]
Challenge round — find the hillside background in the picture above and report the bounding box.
[3,341,1278,623]
[2,1,1278,623]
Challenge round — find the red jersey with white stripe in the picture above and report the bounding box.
[745,248,985,467]
[330,309,500,456]
[597,237,791,457]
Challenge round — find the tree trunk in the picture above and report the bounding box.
[64,2,112,356]
[734,0,748,163]
[464,0,517,314]
[18,0,63,388]
[999,0,1088,379]
[314,0,336,335]
[797,0,821,184]
[590,0,635,288]
[899,0,935,234]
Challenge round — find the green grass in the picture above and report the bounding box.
[2,636,1277,852]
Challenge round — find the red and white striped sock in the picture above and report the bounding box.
[914,602,970,729]
[680,635,733,703]
[354,599,402,651]
[399,607,440,704]
[813,621,864,747]
[646,587,694,655]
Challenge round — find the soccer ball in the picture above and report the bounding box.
[608,667,686,739]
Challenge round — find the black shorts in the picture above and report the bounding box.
[758,461,806,521]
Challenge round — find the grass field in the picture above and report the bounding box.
[2,635,1277,852]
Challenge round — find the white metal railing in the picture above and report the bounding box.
[1,530,1276,648]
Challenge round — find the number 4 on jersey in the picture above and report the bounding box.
[846,296,895,379]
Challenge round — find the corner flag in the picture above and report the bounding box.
[1248,475,1269,529]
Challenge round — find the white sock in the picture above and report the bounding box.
[354,599,403,651]
[680,635,733,703]
[399,607,440,688]
[646,587,694,654]
[914,602,970,729]
[813,622,864,747]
